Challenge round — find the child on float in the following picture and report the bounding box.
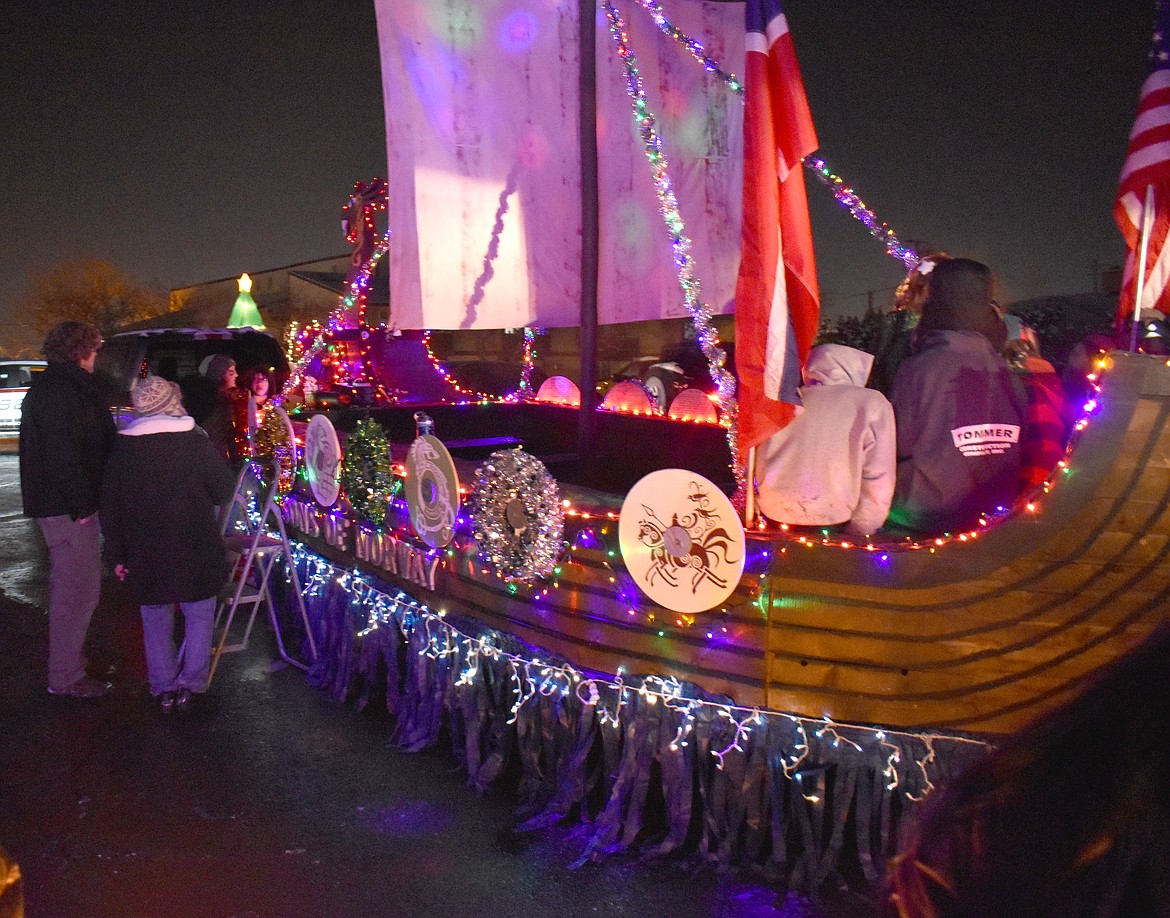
[755,343,896,538]
[100,376,236,712]
[1002,315,1072,494]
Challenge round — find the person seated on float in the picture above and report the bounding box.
[1002,316,1072,494]
[1119,307,1170,356]
[885,258,1028,536]
[867,252,952,397]
[241,366,272,431]
[755,343,895,538]
[1061,330,1115,408]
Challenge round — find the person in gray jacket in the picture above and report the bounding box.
[887,258,1028,536]
[100,376,236,712]
[756,343,895,537]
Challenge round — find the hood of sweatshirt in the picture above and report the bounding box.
[801,344,874,389]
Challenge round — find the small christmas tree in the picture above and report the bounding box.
[227,273,265,329]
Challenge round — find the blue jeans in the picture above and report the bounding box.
[140,598,216,695]
[37,515,102,692]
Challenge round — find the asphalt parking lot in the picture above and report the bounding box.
[0,454,871,917]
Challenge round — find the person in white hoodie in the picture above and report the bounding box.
[755,343,896,537]
[100,376,236,712]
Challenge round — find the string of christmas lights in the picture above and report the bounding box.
[603,0,743,496]
[631,0,917,268]
[284,538,990,793]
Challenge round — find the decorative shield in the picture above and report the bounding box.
[304,414,342,507]
[405,434,460,548]
[618,469,745,614]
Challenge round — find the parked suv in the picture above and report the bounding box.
[0,359,47,434]
[640,341,736,413]
[94,328,288,407]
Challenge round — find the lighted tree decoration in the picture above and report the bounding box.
[340,417,397,526]
[254,406,298,495]
[227,273,265,329]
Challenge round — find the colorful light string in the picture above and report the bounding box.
[603,0,742,494]
[284,538,991,794]
[632,0,917,267]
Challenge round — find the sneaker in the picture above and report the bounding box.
[174,688,194,712]
[158,691,178,714]
[48,676,113,699]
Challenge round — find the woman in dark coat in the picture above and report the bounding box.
[100,376,236,711]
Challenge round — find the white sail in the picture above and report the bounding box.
[375,0,744,330]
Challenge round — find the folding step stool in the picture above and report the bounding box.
[207,457,318,687]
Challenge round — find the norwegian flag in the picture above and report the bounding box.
[734,0,820,461]
[1115,0,1170,324]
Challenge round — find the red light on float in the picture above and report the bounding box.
[667,388,719,424]
[600,380,656,415]
[534,376,581,406]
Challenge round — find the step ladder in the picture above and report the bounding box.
[207,457,318,687]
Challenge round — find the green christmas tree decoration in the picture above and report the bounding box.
[341,417,397,525]
[228,273,266,329]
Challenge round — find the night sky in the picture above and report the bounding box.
[0,0,1153,336]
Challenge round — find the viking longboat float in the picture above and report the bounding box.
[242,0,1170,890]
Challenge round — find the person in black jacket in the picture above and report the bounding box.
[19,321,116,699]
[886,259,1028,535]
[100,376,236,712]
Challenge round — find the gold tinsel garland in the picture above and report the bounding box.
[253,406,297,495]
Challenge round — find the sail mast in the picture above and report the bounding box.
[577,0,600,469]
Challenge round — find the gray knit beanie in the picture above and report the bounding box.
[131,376,184,417]
[199,353,236,385]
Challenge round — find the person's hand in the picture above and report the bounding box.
[78,513,96,525]
[114,564,128,581]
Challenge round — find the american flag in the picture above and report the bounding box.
[734,0,820,462]
[1115,0,1170,323]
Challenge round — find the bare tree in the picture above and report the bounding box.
[19,257,169,341]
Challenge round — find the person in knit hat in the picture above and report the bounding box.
[181,353,246,465]
[100,376,236,712]
[886,258,1028,535]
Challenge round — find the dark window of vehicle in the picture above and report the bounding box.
[0,366,37,388]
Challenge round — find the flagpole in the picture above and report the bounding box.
[577,0,600,477]
[744,446,757,527]
[1130,184,1156,352]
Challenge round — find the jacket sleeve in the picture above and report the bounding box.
[847,396,897,536]
[199,436,239,507]
[98,451,128,568]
